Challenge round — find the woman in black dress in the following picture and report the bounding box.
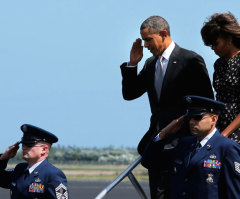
[201,12,240,143]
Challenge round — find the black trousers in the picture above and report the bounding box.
[148,169,171,199]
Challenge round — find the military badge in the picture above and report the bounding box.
[234,161,240,173]
[173,167,177,174]
[203,159,221,169]
[56,183,68,199]
[206,173,214,184]
[35,178,41,183]
[209,154,216,159]
[186,97,192,103]
[29,183,44,193]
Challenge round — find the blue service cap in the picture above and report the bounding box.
[184,95,226,117]
[20,124,58,146]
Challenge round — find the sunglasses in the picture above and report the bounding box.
[186,113,207,121]
[21,141,38,148]
[22,143,36,147]
[22,143,46,148]
[189,115,205,121]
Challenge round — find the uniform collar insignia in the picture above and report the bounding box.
[206,144,212,150]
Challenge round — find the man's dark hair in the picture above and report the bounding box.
[140,16,170,35]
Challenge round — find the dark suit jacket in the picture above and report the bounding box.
[121,44,214,155]
[0,158,68,199]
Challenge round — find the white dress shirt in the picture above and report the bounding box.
[200,128,217,147]
[155,41,175,77]
[28,159,45,174]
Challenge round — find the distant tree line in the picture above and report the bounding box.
[9,145,139,165]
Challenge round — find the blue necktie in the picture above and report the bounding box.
[24,169,29,179]
[191,141,201,159]
[155,56,164,99]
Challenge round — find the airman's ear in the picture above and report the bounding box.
[211,114,218,123]
[41,145,49,156]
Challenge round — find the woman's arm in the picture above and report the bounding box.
[221,113,240,137]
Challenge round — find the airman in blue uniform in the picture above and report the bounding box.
[142,96,240,198]
[0,124,69,199]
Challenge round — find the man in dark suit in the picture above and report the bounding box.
[120,16,214,198]
[143,96,240,198]
[0,124,68,199]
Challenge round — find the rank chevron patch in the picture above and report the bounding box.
[55,183,68,199]
[234,161,240,174]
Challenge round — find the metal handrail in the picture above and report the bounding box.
[95,156,148,199]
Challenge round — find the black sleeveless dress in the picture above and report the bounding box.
[213,52,240,143]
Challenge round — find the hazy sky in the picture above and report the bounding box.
[0,0,239,151]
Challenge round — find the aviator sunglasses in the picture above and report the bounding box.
[185,113,207,121]
[20,141,39,147]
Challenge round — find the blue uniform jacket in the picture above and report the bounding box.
[0,158,68,199]
[142,130,240,198]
